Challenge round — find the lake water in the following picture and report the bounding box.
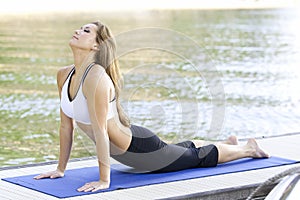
[0,8,300,167]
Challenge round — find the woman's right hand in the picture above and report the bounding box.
[34,169,64,180]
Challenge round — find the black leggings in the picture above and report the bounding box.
[112,125,219,173]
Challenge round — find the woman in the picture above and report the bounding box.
[34,21,269,192]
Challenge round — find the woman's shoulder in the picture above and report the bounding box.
[84,64,108,84]
[83,64,112,92]
[88,63,106,75]
[57,65,74,88]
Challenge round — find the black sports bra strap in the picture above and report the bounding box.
[80,63,116,102]
[66,66,75,79]
[81,63,96,85]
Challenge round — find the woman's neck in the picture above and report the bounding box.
[72,49,95,71]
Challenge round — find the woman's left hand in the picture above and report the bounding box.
[77,180,110,192]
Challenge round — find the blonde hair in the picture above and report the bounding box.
[91,21,130,127]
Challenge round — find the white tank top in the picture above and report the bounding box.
[60,63,116,124]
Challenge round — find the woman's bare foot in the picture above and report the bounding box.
[222,135,239,145]
[247,138,270,158]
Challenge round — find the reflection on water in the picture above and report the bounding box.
[0,8,300,166]
[1,94,59,117]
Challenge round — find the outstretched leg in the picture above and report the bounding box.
[216,138,270,163]
[192,135,238,148]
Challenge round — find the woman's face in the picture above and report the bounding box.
[69,23,98,51]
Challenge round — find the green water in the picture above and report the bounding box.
[1,9,300,167]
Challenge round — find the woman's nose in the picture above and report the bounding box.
[74,29,80,34]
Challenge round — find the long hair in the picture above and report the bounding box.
[91,21,130,127]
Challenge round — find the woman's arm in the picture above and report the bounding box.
[57,109,74,173]
[34,109,74,179]
[56,67,74,173]
[34,67,74,179]
[77,66,111,192]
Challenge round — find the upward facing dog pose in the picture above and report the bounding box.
[34,21,269,192]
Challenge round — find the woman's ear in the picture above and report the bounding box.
[92,44,99,51]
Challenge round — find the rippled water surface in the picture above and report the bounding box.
[1,9,300,166]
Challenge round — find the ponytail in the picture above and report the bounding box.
[92,21,130,127]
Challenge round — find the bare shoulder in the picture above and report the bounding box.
[83,64,113,100]
[84,64,110,87]
[57,65,74,88]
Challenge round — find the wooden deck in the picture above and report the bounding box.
[1,133,300,200]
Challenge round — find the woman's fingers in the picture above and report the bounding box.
[34,172,51,179]
[77,181,110,192]
[33,174,46,179]
[77,183,91,192]
[34,170,64,180]
[77,182,97,192]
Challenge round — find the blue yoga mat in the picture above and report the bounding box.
[2,156,297,198]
